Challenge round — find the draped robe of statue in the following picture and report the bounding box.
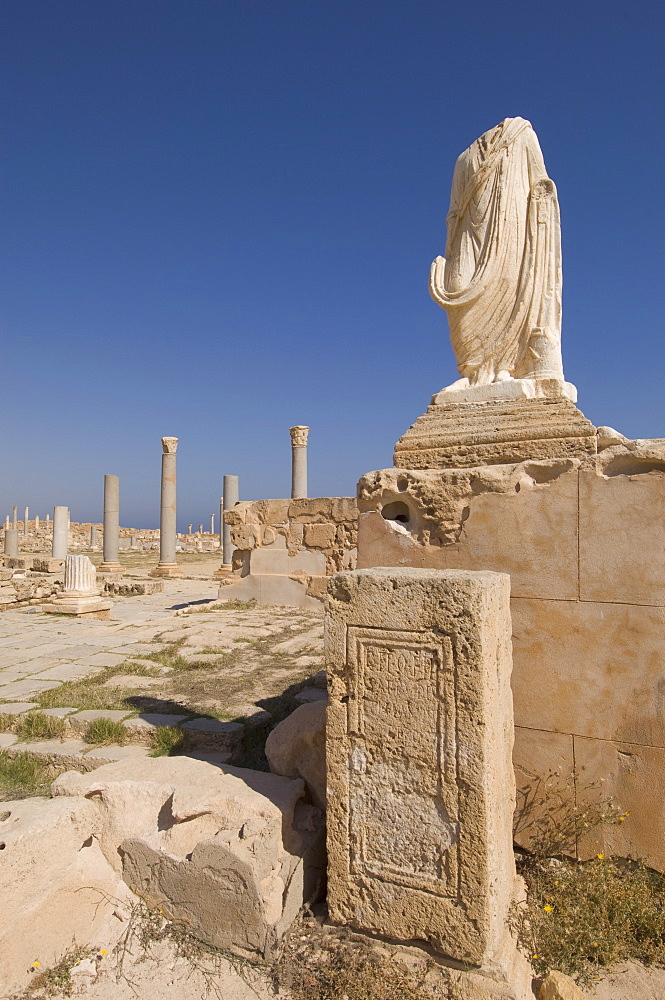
[429,117,564,388]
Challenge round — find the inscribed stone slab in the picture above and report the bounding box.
[326,568,516,969]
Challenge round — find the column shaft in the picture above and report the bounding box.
[4,529,19,557]
[222,475,239,566]
[52,507,69,560]
[99,475,122,572]
[290,426,309,499]
[152,437,182,576]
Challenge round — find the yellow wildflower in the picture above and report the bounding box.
[532,954,539,960]
[596,853,604,860]
[32,962,40,968]
[543,904,553,913]
[100,950,108,956]
[592,942,599,947]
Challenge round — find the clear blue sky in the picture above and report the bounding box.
[2,1,663,529]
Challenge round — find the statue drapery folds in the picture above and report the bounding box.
[429,117,564,389]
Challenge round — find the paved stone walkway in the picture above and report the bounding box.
[0,580,219,707]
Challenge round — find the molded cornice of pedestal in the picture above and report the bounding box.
[395,389,597,470]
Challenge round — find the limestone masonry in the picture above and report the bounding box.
[326,568,531,996]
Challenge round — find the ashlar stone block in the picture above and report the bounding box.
[326,568,521,975]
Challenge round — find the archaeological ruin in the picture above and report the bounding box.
[0,114,663,1000]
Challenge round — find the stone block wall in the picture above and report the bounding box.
[221,497,358,608]
[356,444,665,868]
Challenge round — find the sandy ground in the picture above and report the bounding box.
[26,947,665,1000]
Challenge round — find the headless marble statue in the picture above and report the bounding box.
[429,117,567,396]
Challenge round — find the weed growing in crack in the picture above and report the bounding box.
[0,751,55,799]
[15,712,66,742]
[83,717,127,745]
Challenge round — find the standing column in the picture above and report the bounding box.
[210,513,215,535]
[23,507,29,537]
[52,506,69,560]
[290,426,309,499]
[219,497,223,550]
[98,475,122,573]
[152,437,182,577]
[4,515,9,529]
[4,529,19,556]
[34,515,40,533]
[222,474,239,567]
[12,507,17,529]
[89,525,98,547]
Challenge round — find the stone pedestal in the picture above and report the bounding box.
[395,380,596,469]
[152,437,183,578]
[290,426,309,499]
[98,475,122,573]
[52,507,68,560]
[326,568,529,995]
[4,529,19,557]
[44,555,112,620]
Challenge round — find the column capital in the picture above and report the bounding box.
[290,425,309,447]
[161,436,178,454]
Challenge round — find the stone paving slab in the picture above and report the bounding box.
[82,652,132,667]
[42,644,103,658]
[40,707,79,718]
[123,713,188,732]
[0,679,62,700]
[8,739,89,758]
[0,668,37,684]
[0,702,37,715]
[82,744,151,763]
[68,710,134,731]
[33,663,106,682]
[107,643,164,655]
[0,733,17,747]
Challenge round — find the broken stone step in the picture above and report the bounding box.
[295,686,328,705]
[179,717,245,755]
[122,713,188,741]
[4,738,150,772]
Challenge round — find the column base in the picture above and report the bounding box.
[213,564,234,580]
[151,563,183,578]
[43,596,113,620]
[98,562,123,574]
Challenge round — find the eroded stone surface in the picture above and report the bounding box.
[326,567,525,986]
[266,699,327,809]
[0,796,134,996]
[52,755,325,958]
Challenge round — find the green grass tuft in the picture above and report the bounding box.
[83,717,127,745]
[0,713,16,733]
[149,726,185,757]
[15,712,66,742]
[0,751,53,799]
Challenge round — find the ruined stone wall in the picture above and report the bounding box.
[222,497,358,608]
[357,440,665,868]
